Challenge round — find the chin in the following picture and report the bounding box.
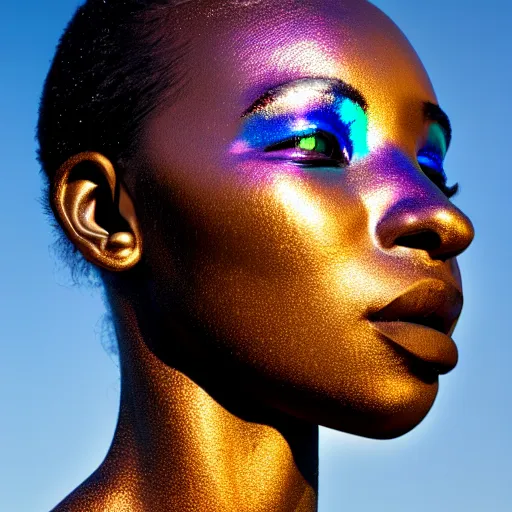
[273,372,440,440]
[332,379,439,440]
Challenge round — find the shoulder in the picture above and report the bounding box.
[50,470,143,512]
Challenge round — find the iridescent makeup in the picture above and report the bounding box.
[232,78,456,197]
[417,103,455,197]
[232,78,369,170]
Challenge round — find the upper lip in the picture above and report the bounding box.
[368,279,463,335]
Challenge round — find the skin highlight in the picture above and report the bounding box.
[46,0,474,510]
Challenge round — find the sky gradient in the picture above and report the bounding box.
[0,1,511,510]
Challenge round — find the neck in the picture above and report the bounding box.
[101,291,319,512]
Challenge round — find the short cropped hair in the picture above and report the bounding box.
[37,0,189,281]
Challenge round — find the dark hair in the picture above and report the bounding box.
[37,0,189,282]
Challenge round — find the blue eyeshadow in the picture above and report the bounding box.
[417,123,449,175]
[236,95,369,163]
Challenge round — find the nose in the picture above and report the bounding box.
[376,196,474,261]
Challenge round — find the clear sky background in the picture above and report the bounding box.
[0,1,510,511]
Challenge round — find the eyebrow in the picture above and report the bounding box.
[424,102,452,148]
[242,78,368,118]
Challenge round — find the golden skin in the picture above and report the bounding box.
[50,0,474,510]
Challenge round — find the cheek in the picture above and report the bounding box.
[159,157,369,283]
[160,165,398,378]
[136,153,369,331]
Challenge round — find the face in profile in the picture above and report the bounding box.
[59,0,474,441]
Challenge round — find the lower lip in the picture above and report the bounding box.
[370,321,458,374]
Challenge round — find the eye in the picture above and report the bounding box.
[417,150,458,199]
[264,130,351,168]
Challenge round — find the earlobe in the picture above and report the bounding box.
[51,151,142,271]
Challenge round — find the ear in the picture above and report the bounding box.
[51,151,142,271]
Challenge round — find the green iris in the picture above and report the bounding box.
[298,135,325,152]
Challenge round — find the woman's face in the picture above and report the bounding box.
[126,0,474,438]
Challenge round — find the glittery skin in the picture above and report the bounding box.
[50,0,474,510]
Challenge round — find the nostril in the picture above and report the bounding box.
[394,230,442,253]
[376,197,474,262]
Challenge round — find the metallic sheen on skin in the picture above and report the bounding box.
[48,0,474,510]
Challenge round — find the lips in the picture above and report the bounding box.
[369,279,463,374]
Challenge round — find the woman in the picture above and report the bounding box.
[38,0,474,510]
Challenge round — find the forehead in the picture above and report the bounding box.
[156,0,438,153]
[178,1,435,92]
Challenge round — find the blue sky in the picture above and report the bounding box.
[0,1,511,510]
